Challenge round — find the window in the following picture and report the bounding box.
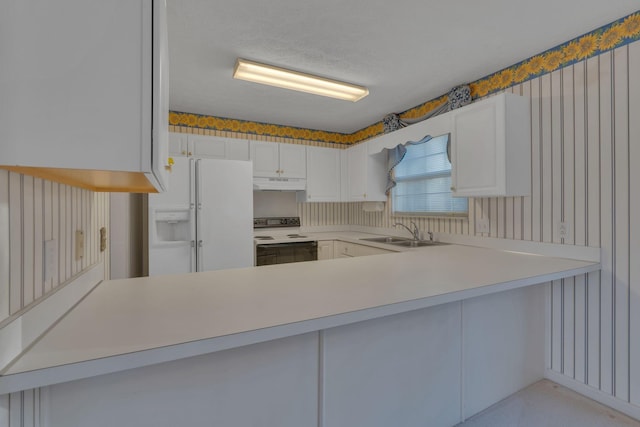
[392,134,468,216]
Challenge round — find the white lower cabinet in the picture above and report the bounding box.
[317,240,335,260]
[334,241,394,258]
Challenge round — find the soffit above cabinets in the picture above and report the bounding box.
[167,0,639,134]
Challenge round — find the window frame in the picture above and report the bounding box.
[390,135,468,218]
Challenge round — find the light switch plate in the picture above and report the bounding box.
[476,218,490,233]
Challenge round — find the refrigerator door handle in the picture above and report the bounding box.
[195,159,202,272]
[190,240,196,273]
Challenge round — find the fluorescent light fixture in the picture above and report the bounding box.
[233,58,369,102]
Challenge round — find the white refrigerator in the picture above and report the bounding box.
[148,157,253,276]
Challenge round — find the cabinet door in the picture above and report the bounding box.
[305,146,340,202]
[191,135,250,160]
[250,141,280,177]
[0,0,168,192]
[451,98,506,196]
[279,144,307,179]
[347,144,368,201]
[191,135,227,159]
[225,139,250,161]
[169,133,189,157]
[317,241,335,260]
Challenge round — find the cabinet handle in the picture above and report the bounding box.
[188,151,193,156]
[281,169,284,174]
[450,186,456,191]
[181,150,187,155]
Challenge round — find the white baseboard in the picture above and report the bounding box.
[0,263,104,373]
[545,370,640,421]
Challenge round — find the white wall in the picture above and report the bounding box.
[253,191,298,218]
[109,193,143,280]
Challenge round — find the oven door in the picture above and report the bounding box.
[256,241,318,266]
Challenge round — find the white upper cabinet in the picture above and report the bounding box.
[450,93,531,197]
[347,142,387,202]
[302,146,341,202]
[250,141,306,178]
[0,0,169,193]
[169,133,249,161]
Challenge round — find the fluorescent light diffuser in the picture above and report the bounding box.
[233,58,369,102]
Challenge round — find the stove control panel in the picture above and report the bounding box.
[253,217,301,229]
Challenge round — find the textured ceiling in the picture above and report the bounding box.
[167,0,639,134]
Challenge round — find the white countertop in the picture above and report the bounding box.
[0,237,600,394]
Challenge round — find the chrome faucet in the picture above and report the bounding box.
[394,221,420,241]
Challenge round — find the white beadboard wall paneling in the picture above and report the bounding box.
[0,393,7,427]
[530,77,542,242]
[599,50,614,397]
[2,389,41,427]
[0,172,109,426]
[630,39,640,407]
[585,52,601,390]
[1,176,109,320]
[561,65,576,379]
[23,176,34,309]
[613,44,630,403]
[541,72,553,244]
[8,173,22,315]
[573,59,588,384]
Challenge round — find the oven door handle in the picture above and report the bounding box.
[256,241,317,249]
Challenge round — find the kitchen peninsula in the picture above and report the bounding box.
[0,236,599,426]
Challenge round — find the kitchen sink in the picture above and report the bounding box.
[389,240,449,248]
[360,236,411,243]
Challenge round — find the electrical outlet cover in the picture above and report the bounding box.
[476,218,490,233]
[558,222,570,239]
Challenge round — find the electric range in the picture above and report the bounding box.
[253,217,317,265]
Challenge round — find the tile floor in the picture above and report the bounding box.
[457,380,640,427]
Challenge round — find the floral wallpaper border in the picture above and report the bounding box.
[169,10,640,145]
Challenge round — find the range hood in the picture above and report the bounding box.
[253,177,306,191]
